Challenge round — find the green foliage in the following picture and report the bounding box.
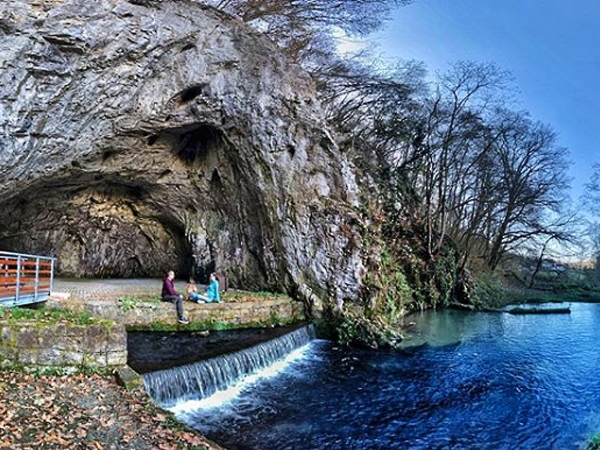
[336,307,400,348]
[370,262,412,323]
[336,239,413,347]
[268,313,285,327]
[470,271,507,309]
[117,295,161,310]
[117,296,141,311]
[431,252,460,307]
[333,203,463,347]
[130,321,201,332]
[0,306,102,326]
[6,307,37,320]
[401,254,458,311]
[255,291,287,298]
[311,317,336,340]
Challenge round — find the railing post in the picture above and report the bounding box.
[15,254,21,303]
[50,258,55,293]
[34,257,40,301]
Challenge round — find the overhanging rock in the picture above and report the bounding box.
[0,0,367,318]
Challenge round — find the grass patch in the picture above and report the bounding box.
[117,296,141,311]
[224,290,290,302]
[500,265,600,306]
[0,306,108,326]
[117,295,161,311]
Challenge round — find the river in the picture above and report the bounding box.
[164,303,600,449]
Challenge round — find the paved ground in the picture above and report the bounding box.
[52,278,191,302]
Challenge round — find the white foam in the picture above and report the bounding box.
[169,344,311,414]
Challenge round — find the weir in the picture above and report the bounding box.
[143,324,315,407]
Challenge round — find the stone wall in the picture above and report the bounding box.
[47,295,305,329]
[0,321,127,372]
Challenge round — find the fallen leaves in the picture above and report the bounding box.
[0,371,219,449]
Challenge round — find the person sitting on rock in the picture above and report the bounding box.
[161,270,189,324]
[192,272,221,303]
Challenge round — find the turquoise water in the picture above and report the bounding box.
[173,303,600,449]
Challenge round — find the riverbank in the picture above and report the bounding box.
[0,278,307,449]
[498,266,600,305]
[0,370,223,449]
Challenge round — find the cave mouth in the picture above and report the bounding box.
[176,124,221,164]
[0,178,196,280]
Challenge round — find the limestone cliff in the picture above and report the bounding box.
[0,0,366,315]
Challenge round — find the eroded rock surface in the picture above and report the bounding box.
[0,0,365,315]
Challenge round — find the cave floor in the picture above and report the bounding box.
[53,277,165,302]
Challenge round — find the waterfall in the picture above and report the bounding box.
[143,324,315,407]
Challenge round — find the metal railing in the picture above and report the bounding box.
[0,251,56,307]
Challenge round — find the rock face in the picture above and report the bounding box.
[0,0,365,315]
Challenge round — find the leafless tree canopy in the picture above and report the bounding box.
[321,58,572,271]
[204,0,412,60]
[203,0,574,273]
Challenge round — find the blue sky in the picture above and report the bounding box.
[371,0,600,201]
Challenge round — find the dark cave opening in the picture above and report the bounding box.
[178,83,206,103]
[176,124,220,164]
[193,260,216,285]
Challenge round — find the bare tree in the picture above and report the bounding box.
[323,58,571,273]
[203,0,412,61]
[582,164,600,277]
[525,220,578,288]
[413,62,511,256]
[480,111,569,268]
[203,1,574,280]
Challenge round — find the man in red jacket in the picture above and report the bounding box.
[161,270,189,324]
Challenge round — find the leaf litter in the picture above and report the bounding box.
[0,371,222,449]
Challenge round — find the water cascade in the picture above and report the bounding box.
[143,324,315,407]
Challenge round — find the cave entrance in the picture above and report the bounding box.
[175,123,221,164]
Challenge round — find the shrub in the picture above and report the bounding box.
[471,271,507,309]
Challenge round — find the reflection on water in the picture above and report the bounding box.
[173,303,600,450]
